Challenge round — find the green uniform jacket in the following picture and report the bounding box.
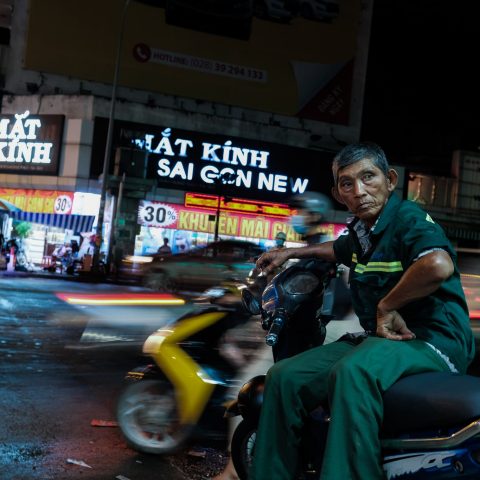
[333,193,475,373]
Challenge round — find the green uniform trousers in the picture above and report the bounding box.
[250,337,452,480]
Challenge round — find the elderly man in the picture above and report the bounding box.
[251,142,474,480]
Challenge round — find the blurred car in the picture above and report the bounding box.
[119,239,265,292]
[117,254,154,283]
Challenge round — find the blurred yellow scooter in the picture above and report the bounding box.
[116,283,250,454]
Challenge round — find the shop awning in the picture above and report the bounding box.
[8,211,96,232]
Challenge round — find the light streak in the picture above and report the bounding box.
[55,293,185,306]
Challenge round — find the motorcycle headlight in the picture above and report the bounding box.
[284,271,320,295]
[261,270,321,315]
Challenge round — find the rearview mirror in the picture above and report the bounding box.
[241,289,261,316]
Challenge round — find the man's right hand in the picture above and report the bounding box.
[376,306,416,341]
[256,241,336,277]
[256,249,292,277]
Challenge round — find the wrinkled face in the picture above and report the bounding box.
[334,158,396,227]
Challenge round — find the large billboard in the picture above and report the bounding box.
[25,0,369,125]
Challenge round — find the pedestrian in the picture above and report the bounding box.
[251,142,474,479]
[6,237,18,254]
[70,239,80,256]
[5,237,18,271]
[157,237,172,255]
[271,231,287,250]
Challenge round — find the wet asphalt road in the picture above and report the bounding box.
[0,274,230,480]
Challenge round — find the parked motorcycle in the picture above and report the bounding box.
[228,258,480,479]
[116,283,253,454]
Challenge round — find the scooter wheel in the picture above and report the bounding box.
[116,379,191,454]
[231,419,257,480]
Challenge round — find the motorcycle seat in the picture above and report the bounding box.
[382,372,480,435]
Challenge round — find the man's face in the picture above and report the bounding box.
[334,158,396,227]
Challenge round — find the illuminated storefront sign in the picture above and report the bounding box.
[131,127,310,196]
[107,123,337,202]
[184,192,294,217]
[0,111,64,175]
[91,119,337,203]
[138,200,346,242]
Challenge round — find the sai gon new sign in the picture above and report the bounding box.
[0,111,64,175]
[110,120,337,203]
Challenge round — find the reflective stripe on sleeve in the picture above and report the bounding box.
[351,253,404,274]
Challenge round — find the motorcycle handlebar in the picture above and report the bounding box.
[265,315,285,346]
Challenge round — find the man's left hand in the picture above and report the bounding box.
[376,307,416,341]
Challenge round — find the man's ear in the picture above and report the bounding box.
[387,169,398,192]
[331,186,345,205]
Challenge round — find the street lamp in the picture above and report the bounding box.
[92,0,131,273]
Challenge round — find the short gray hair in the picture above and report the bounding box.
[332,142,390,185]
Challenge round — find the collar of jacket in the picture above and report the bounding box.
[371,193,402,236]
[346,193,401,237]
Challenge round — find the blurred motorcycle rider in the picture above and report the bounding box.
[291,191,352,319]
[214,195,345,480]
[290,191,334,245]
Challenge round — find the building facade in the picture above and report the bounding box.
[6,0,442,268]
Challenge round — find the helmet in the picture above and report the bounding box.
[290,192,333,217]
[290,192,333,237]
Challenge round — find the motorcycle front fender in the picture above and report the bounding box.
[237,374,266,421]
[149,310,227,425]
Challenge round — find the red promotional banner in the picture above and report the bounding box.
[138,200,346,242]
[0,188,74,214]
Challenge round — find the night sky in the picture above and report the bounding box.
[360,0,480,175]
